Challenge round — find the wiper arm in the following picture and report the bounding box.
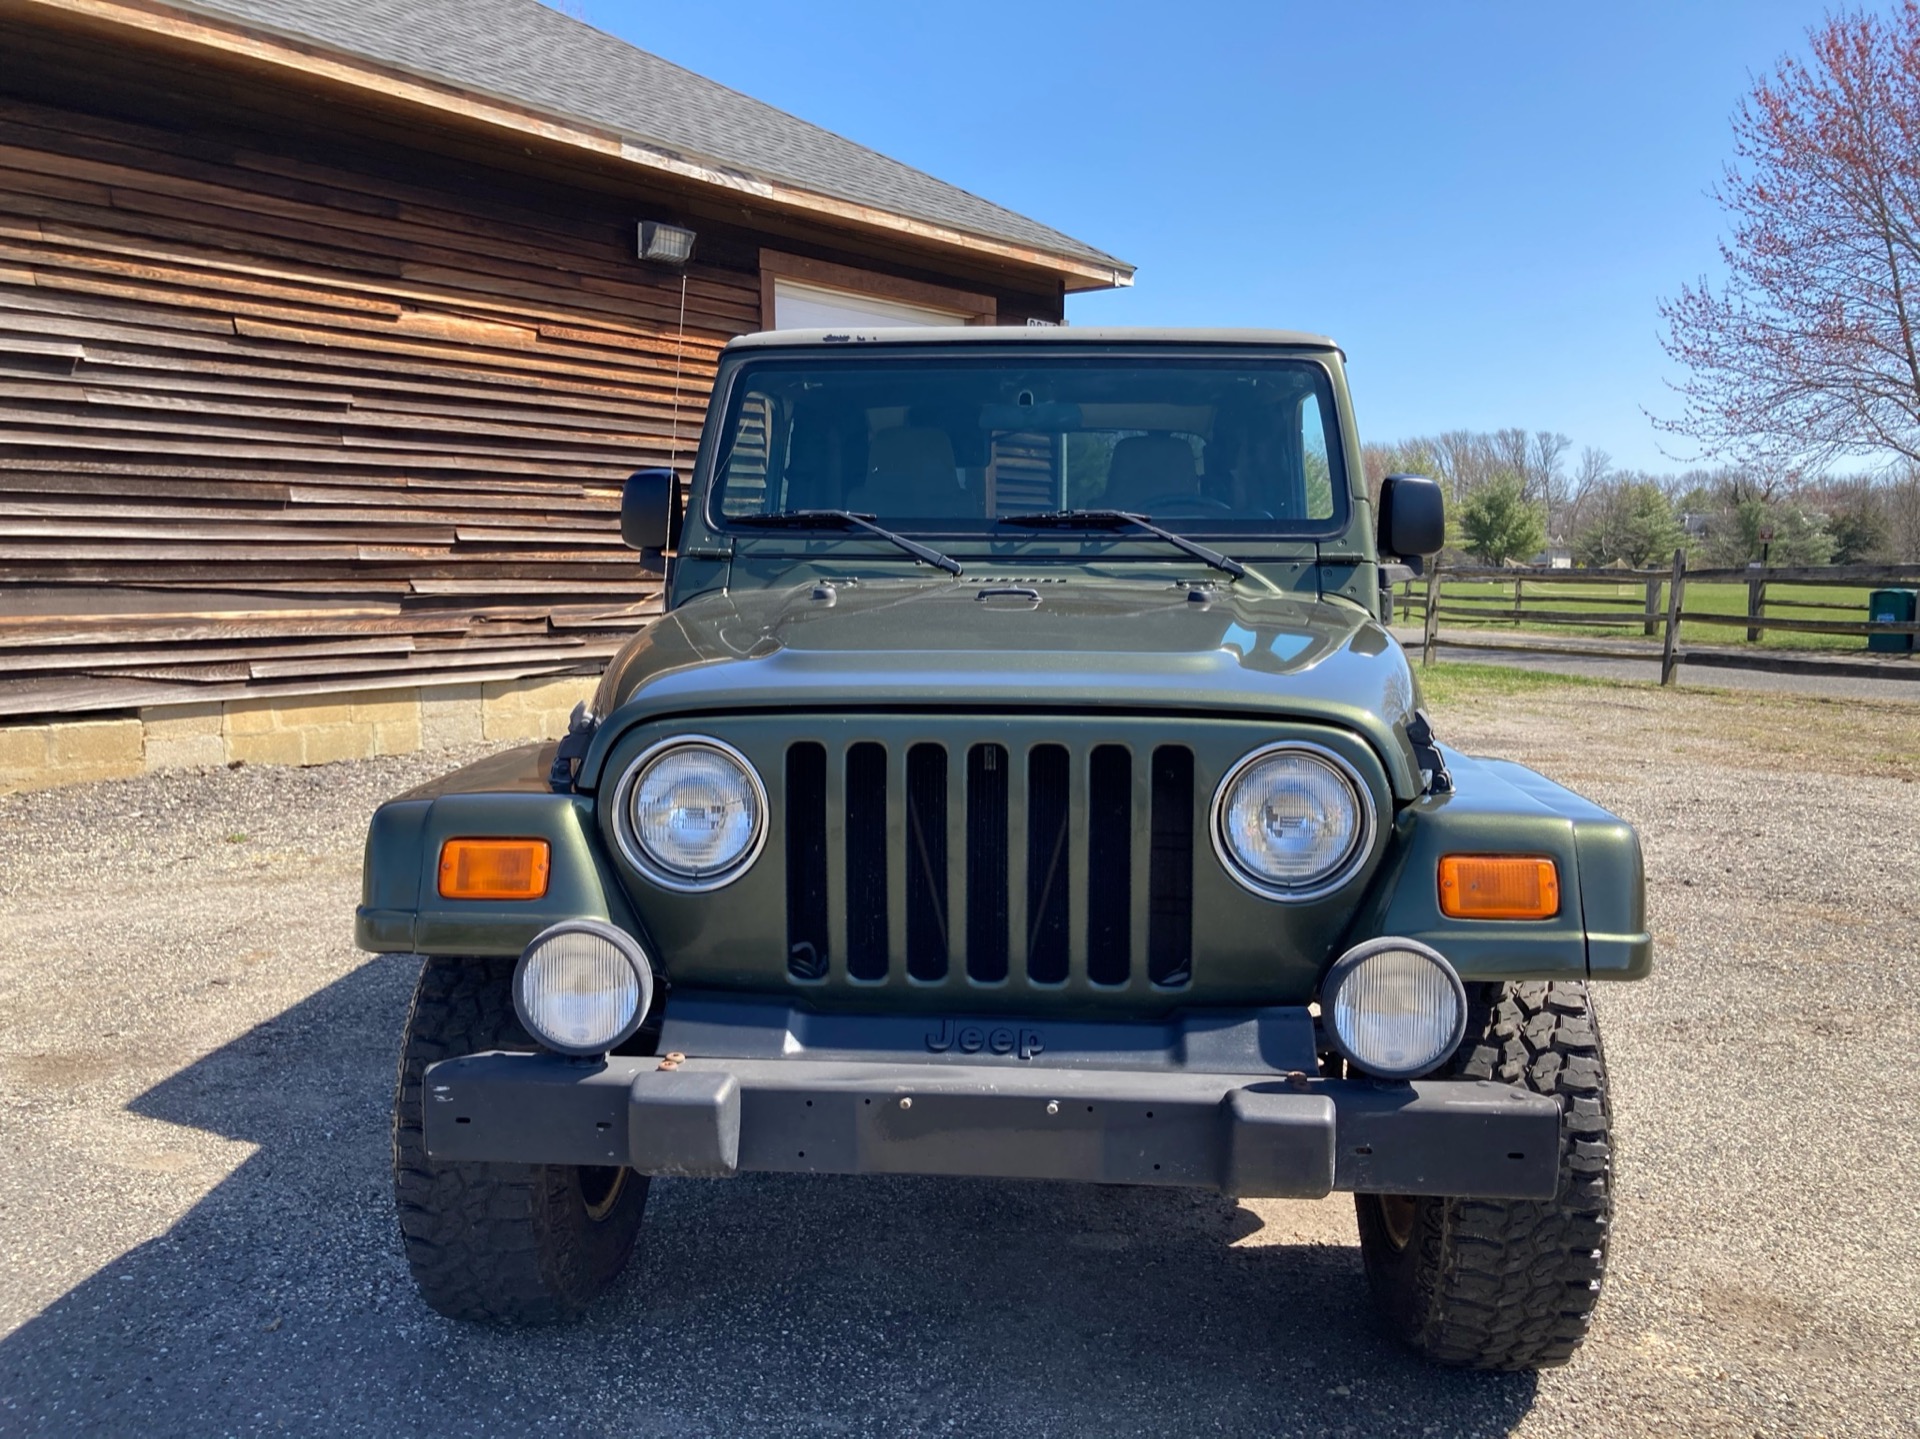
[997,509,1248,580]
[731,509,963,576]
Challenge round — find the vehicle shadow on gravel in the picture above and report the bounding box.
[0,956,1540,1438]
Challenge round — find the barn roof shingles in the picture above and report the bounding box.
[169,0,1129,278]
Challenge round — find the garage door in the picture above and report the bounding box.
[772,278,969,329]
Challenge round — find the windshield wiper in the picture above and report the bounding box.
[997,509,1248,581]
[731,509,963,576]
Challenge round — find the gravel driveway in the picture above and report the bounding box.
[1,681,1915,1438]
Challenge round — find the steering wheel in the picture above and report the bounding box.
[1132,492,1237,516]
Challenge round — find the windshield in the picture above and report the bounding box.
[706,353,1348,536]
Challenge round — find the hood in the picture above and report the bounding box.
[581,577,1425,797]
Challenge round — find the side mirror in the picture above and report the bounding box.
[621,468,676,552]
[1378,473,1445,567]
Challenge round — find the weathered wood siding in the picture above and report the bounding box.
[0,90,759,717]
[0,8,1072,723]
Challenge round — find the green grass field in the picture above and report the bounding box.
[1392,577,1894,654]
[1410,660,1613,705]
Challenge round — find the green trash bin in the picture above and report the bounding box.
[1867,587,1917,653]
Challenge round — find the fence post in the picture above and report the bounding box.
[1660,548,1687,686]
[1643,578,1660,636]
[1745,562,1766,642]
[1513,576,1524,625]
[1422,565,1443,668]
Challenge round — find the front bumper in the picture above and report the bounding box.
[420,1051,1562,1200]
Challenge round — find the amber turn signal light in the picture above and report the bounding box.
[1438,855,1559,920]
[438,838,551,900]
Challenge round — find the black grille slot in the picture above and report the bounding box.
[845,741,889,980]
[905,743,949,981]
[1025,744,1071,984]
[1086,745,1132,985]
[965,744,1010,982]
[785,742,829,980]
[1148,745,1195,987]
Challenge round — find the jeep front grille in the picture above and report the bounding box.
[784,738,1195,989]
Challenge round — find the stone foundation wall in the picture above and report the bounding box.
[0,674,600,796]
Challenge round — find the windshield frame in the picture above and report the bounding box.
[694,343,1355,547]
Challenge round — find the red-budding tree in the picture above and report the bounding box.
[1660,4,1920,470]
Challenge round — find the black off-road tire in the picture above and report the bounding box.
[392,954,649,1323]
[1355,980,1612,1370]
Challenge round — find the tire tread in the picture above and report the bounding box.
[391,955,645,1323]
[1357,980,1613,1370]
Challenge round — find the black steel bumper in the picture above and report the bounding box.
[420,1052,1563,1200]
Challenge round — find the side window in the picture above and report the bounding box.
[719,393,775,516]
[987,431,1057,514]
[1061,430,1203,510]
[1301,396,1335,520]
[1061,432,1118,509]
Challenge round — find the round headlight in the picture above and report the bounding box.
[513,921,654,1057]
[1322,938,1467,1080]
[1211,742,1374,900]
[615,737,767,891]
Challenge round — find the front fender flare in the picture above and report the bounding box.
[1345,747,1651,982]
[356,746,638,956]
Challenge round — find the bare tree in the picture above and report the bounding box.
[1888,464,1920,559]
[1659,5,1920,470]
[1434,431,1485,503]
[1491,428,1532,487]
[1574,446,1611,493]
[1528,431,1570,538]
[1565,446,1613,538]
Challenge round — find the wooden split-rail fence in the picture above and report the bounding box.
[1395,553,1920,685]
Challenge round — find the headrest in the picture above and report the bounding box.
[856,426,961,517]
[1105,434,1198,511]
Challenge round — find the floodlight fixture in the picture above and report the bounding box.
[637,221,696,266]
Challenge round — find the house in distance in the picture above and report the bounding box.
[0,0,1131,792]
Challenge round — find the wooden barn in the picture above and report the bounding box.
[0,0,1130,790]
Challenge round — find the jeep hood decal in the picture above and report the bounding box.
[582,578,1424,797]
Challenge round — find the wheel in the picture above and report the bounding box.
[1354,980,1612,1370]
[391,954,649,1322]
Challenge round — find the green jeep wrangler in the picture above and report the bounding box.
[358,328,1648,1370]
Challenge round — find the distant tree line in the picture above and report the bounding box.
[1360,430,1920,569]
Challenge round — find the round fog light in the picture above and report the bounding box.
[512,921,654,1057]
[1322,938,1467,1080]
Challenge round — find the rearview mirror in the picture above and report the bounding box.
[1378,474,1445,566]
[621,468,676,552]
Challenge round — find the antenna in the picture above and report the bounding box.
[669,271,688,480]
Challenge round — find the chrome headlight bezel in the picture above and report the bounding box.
[1319,936,1468,1080]
[512,919,654,1058]
[610,735,769,892]
[1208,740,1377,902]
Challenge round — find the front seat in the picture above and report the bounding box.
[1103,434,1198,512]
[847,427,964,518]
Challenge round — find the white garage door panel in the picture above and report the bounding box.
[773,279,966,330]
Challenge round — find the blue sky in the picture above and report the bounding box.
[571,1,1838,473]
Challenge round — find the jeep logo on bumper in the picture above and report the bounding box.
[925,1020,1044,1060]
